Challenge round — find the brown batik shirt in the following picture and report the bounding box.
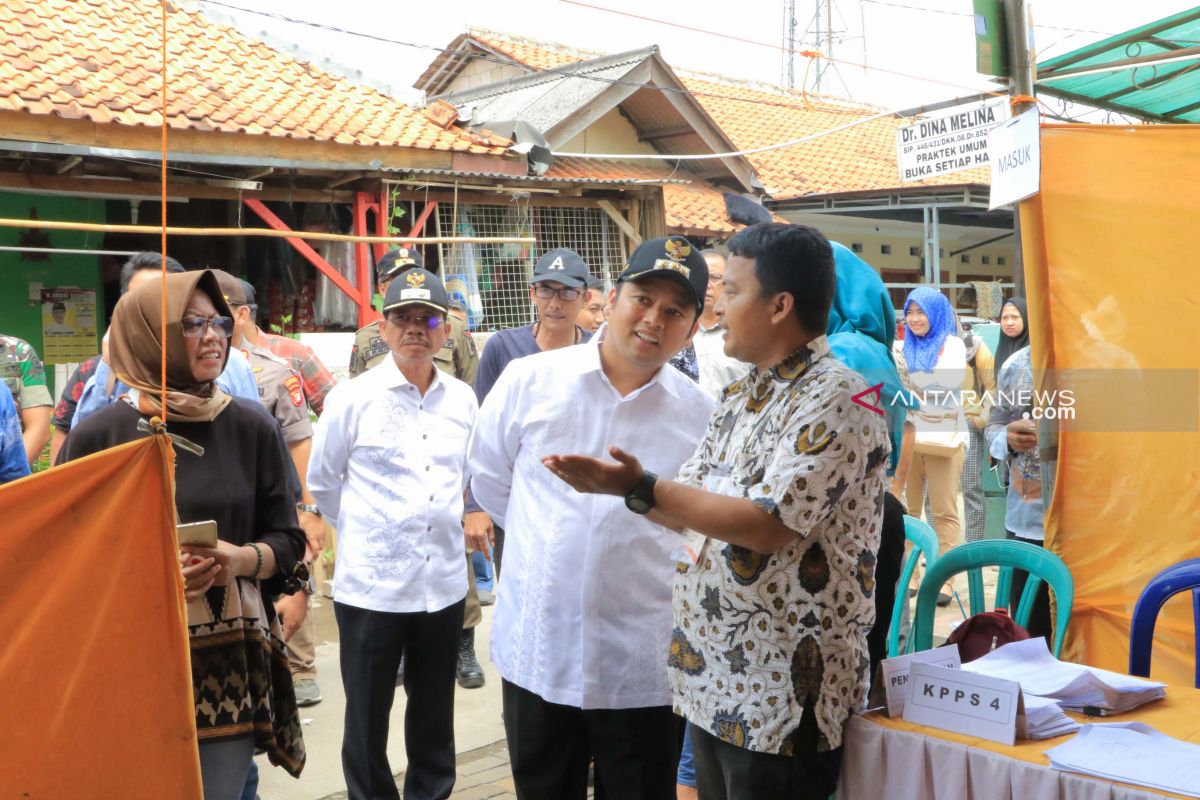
[669,335,891,754]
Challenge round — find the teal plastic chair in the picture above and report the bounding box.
[887,516,940,657]
[912,539,1074,657]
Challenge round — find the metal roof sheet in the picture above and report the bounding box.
[1037,6,1200,123]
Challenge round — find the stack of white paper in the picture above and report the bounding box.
[962,638,1166,714]
[1018,692,1079,740]
[1046,723,1200,797]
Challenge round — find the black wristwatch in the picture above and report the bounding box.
[297,503,322,518]
[624,471,658,515]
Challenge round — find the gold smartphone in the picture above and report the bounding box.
[177,520,218,548]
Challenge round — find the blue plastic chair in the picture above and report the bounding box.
[887,516,940,657]
[1129,558,1200,687]
[912,539,1074,657]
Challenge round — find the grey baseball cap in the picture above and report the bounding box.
[529,248,591,289]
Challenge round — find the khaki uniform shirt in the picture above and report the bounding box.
[0,334,53,411]
[348,315,478,385]
[241,341,313,444]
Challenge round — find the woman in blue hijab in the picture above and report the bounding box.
[897,287,969,576]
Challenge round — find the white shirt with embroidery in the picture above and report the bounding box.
[469,336,714,709]
[308,356,475,614]
[670,335,891,754]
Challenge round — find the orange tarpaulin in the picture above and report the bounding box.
[0,436,202,799]
[1022,124,1200,686]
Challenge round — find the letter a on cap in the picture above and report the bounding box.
[548,256,565,270]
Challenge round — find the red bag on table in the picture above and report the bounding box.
[946,607,1030,662]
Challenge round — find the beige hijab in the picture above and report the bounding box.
[107,269,233,422]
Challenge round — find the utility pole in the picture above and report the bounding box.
[1004,0,1036,297]
[812,0,826,91]
[783,0,798,90]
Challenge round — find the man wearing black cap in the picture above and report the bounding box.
[349,246,486,690]
[542,223,892,800]
[348,247,478,383]
[468,236,713,799]
[310,268,477,800]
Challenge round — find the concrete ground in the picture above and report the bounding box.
[257,566,986,799]
[256,593,514,800]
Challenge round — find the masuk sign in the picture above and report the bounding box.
[896,98,1009,183]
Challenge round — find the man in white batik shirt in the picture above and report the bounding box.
[469,237,714,800]
[309,269,476,800]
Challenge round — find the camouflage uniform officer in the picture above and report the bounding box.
[0,333,53,463]
[346,247,486,689]
[349,248,478,383]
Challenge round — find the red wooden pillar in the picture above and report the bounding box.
[352,190,381,327]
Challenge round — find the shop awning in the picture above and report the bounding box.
[1036,6,1200,123]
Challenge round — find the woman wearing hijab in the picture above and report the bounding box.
[895,287,968,573]
[985,317,1050,637]
[59,270,306,799]
[994,298,1030,376]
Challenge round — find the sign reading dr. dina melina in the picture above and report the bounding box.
[895,98,1009,183]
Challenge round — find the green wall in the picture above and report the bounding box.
[0,191,107,391]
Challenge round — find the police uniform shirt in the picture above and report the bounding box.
[242,340,312,444]
[349,315,478,385]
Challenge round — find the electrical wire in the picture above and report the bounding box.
[199,0,1003,114]
[859,0,1116,37]
[553,106,901,160]
[105,156,252,183]
[555,0,1007,96]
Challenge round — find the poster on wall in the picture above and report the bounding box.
[40,287,97,363]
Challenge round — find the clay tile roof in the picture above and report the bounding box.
[467,28,606,71]
[464,30,989,198]
[0,0,507,155]
[544,157,784,238]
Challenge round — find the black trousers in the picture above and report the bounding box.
[1006,532,1053,640]
[867,492,907,676]
[502,679,681,800]
[335,599,465,800]
[689,723,843,800]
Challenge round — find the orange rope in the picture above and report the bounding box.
[1010,93,1049,116]
[798,50,823,110]
[159,2,168,420]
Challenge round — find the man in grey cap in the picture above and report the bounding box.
[311,268,477,800]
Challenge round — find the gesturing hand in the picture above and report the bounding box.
[541,446,644,497]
